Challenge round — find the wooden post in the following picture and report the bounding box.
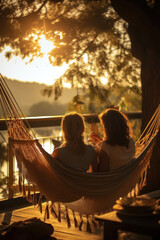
[8,138,14,198]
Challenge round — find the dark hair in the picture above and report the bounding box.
[99,108,131,148]
[62,112,86,153]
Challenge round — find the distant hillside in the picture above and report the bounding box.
[1,78,76,117]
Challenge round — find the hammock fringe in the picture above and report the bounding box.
[79,213,83,231]
[92,218,98,229]
[44,202,50,221]
[65,206,71,228]
[86,215,92,233]
[58,203,61,222]
[72,210,78,228]
[38,195,43,213]
[50,204,57,219]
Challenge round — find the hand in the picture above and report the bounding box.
[89,132,102,144]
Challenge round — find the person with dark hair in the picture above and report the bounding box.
[52,112,97,172]
[89,108,135,172]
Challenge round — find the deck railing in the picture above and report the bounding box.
[0,112,141,200]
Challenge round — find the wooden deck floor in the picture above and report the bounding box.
[0,204,103,240]
[0,201,154,240]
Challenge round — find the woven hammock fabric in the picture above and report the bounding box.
[0,74,160,215]
[11,132,155,214]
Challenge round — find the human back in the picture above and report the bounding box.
[57,145,96,171]
[98,138,135,170]
[52,112,97,172]
[90,108,135,171]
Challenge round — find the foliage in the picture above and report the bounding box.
[0,0,141,101]
[67,83,141,114]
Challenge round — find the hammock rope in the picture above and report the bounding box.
[0,73,36,140]
[0,74,160,231]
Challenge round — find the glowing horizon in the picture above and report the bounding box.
[0,35,108,87]
[0,35,68,86]
[0,50,68,85]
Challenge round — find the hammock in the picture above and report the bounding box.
[0,74,160,217]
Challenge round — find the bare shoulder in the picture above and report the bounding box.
[52,147,60,160]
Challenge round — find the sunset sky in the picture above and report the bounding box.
[0,51,68,85]
[0,36,68,86]
[0,35,108,86]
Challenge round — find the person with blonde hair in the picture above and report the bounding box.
[89,108,135,172]
[52,112,97,172]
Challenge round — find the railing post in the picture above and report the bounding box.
[8,138,14,198]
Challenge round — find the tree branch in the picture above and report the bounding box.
[77,32,99,60]
[37,0,48,13]
[110,0,160,54]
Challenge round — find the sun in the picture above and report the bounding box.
[0,35,68,86]
[39,35,55,54]
[0,34,70,86]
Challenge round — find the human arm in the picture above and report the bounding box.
[89,132,103,145]
[51,148,60,160]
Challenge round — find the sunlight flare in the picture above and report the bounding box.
[100,72,108,85]
[0,46,68,85]
[39,35,55,54]
[83,54,88,63]
[63,81,72,88]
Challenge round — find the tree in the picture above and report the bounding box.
[110,0,160,193]
[0,0,141,102]
[0,0,158,191]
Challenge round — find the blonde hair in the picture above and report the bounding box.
[61,112,86,153]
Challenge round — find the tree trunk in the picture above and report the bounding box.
[128,23,160,193]
[110,0,160,193]
[141,50,160,192]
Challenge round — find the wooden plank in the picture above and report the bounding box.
[0,205,103,240]
[0,112,141,130]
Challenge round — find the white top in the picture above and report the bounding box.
[98,138,135,170]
